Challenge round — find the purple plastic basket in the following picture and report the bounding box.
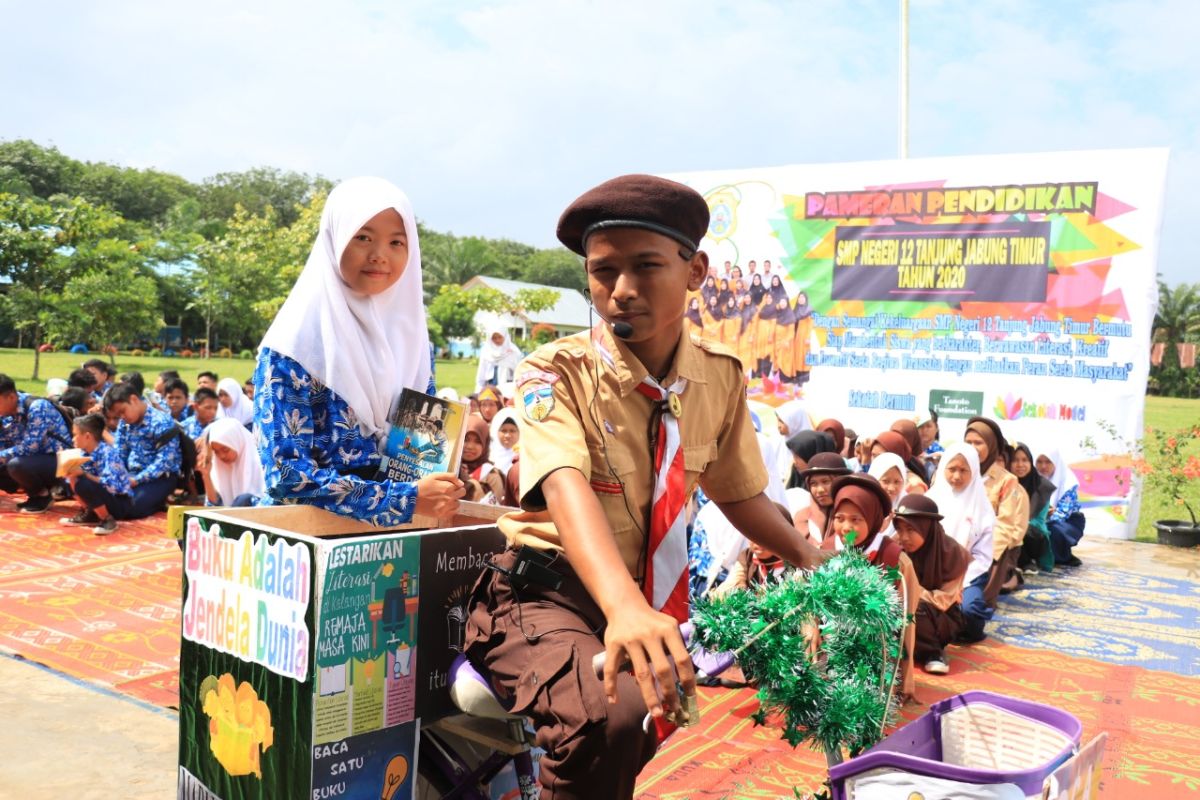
[829,691,1083,799]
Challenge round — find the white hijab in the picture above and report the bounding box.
[479,328,521,368]
[868,452,907,504]
[259,176,431,440]
[489,407,519,474]
[927,443,995,549]
[216,377,255,427]
[207,417,266,505]
[1036,444,1080,507]
[775,400,811,437]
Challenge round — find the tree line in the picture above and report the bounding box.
[0,140,584,377]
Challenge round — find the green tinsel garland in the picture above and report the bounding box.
[692,545,906,758]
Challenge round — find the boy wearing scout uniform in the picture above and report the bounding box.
[464,175,825,799]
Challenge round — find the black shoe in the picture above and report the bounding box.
[18,494,53,514]
[1061,555,1083,567]
[60,509,101,526]
[50,484,70,501]
[954,629,987,645]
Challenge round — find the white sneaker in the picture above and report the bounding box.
[924,658,950,675]
[92,517,118,536]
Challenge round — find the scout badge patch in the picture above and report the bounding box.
[522,383,555,422]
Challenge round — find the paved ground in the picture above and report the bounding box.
[0,655,177,799]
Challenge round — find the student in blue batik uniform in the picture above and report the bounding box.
[59,413,134,535]
[0,374,72,513]
[253,177,464,526]
[90,383,182,520]
[1035,445,1086,567]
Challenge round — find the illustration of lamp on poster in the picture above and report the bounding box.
[669,148,1169,538]
[311,536,422,799]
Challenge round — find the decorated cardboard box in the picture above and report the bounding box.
[177,503,508,800]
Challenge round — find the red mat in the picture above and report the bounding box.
[636,637,1200,798]
[0,496,180,707]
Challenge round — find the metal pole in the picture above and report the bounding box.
[899,0,909,159]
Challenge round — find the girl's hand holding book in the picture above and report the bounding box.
[415,472,466,518]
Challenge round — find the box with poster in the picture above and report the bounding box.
[177,502,507,800]
[377,388,470,483]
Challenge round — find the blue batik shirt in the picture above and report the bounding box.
[253,348,437,527]
[0,393,72,462]
[182,415,212,442]
[115,405,182,485]
[81,442,133,496]
[1050,485,1081,521]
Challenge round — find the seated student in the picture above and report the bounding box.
[101,382,182,518]
[475,385,503,426]
[150,370,181,412]
[774,399,811,437]
[843,427,860,471]
[67,367,99,397]
[216,377,255,430]
[964,417,1029,609]
[183,387,220,441]
[253,176,464,527]
[464,175,827,799]
[919,411,944,466]
[794,452,852,545]
[162,378,193,423]
[196,371,219,392]
[459,415,506,503]
[712,503,798,598]
[1012,442,1055,576]
[927,444,997,643]
[82,358,115,402]
[489,408,520,475]
[783,429,831,489]
[868,452,908,537]
[816,418,846,459]
[242,379,255,402]
[855,436,875,472]
[0,374,73,513]
[821,474,921,702]
[59,387,95,416]
[1036,446,1085,567]
[119,371,146,397]
[891,494,970,675]
[59,413,133,535]
[199,418,265,507]
[891,418,933,485]
[872,431,928,493]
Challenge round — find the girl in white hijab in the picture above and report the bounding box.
[1035,444,1086,566]
[774,399,811,438]
[489,407,520,474]
[868,452,908,538]
[215,377,255,428]
[926,443,996,642]
[254,176,464,526]
[474,328,523,393]
[202,418,266,506]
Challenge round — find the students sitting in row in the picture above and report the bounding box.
[0,374,74,513]
[101,383,182,518]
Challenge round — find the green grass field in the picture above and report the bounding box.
[3,348,1192,541]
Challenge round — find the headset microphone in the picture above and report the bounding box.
[583,288,635,340]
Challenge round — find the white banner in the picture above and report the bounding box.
[668,148,1168,538]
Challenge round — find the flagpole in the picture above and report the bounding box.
[899,0,910,159]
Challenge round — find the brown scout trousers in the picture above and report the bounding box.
[465,548,658,800]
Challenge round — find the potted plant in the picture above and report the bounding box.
[1133,425,1200,547]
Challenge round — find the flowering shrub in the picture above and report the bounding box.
[1132,425,1200,526]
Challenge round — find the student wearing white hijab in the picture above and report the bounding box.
[202,418,266,506]
[1035,445,1086,566]
[474,328,523,393]
[868,452,908,537]
[489,407,519,474]
[215,377,255,428]
[774,399,811,438]
[253,176,465,526]
[926,443,996,642]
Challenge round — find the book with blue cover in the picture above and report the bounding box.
[376,388,469,483]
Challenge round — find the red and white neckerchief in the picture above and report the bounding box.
[833,529,887,561]
[634,375,690,624]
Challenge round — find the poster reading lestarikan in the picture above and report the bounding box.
[667,148,1168,539]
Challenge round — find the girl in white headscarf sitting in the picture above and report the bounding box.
[474,328,523,393]
[253,177,465,525]
[200,418,266,507]
[926,443,996,643]
[216,377,255,430]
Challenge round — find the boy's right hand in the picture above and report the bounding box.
[602,604,695,720]
[414,472,465,518]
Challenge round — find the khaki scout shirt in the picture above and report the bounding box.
[498,324,767,580]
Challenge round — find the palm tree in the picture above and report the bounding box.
[1152,279,1200,397]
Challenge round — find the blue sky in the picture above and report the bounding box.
[1,0,1194,283]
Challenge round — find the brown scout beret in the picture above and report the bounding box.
[556,174,710,256]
